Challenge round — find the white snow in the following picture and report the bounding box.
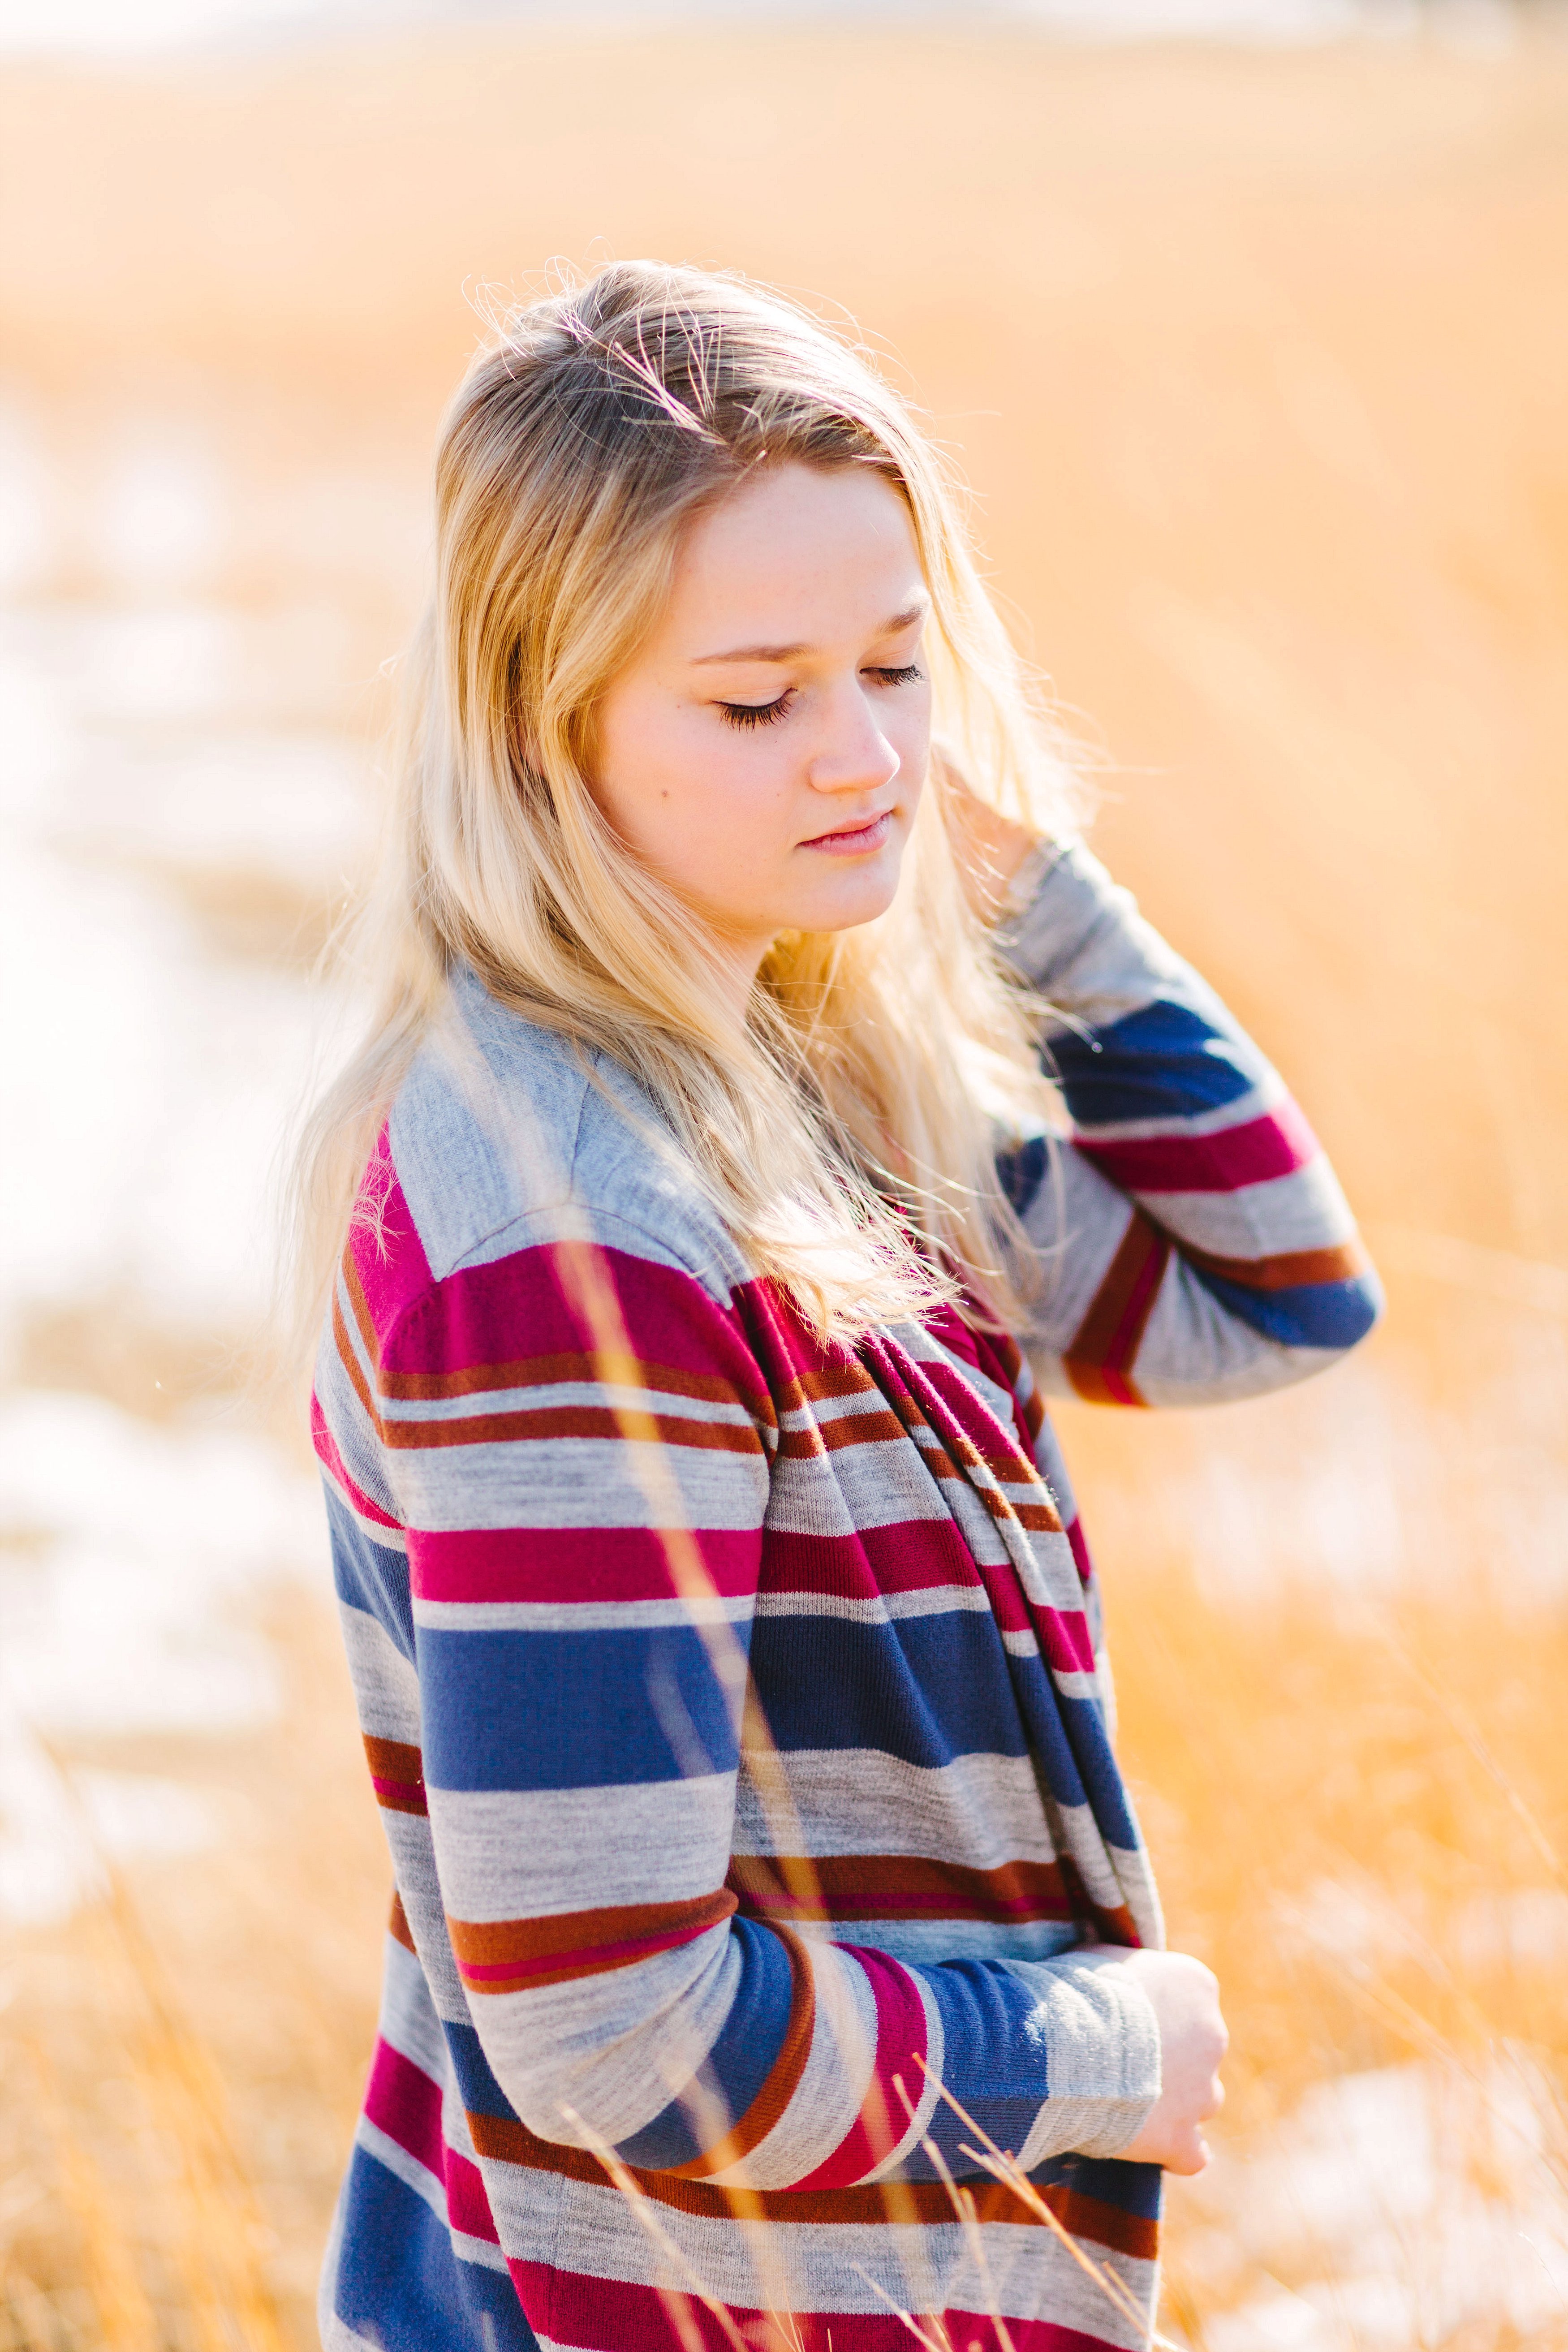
[0,402,363,1923]
[1198,2059,1568,2349]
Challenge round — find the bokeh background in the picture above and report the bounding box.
[2,4,1567,2347]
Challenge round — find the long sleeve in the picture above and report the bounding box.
[370,1213,1161,2191]
[998,841,1382,1406]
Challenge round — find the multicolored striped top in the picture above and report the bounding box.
[314,841,1378,2352]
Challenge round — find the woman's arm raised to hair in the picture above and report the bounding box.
[376,1225,1163,2188]
[995,839,1382,1405]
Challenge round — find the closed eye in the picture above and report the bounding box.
[718,664,923,730]
[718,691,794,731]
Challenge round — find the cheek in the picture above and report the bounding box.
[892,708,931,809]
[657,726,779,848]
[593,695,700,844]
[595,700,790,895]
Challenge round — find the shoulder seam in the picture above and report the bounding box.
[381,1202,745,1362]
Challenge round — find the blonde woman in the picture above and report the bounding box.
[304,262,1379,2352]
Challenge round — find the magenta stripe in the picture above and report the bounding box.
[762,1521,983,1599]
[410,1521,760,1605]
[920,1360,1056,1495]
[347,1145,435,1327]
[378,1235,761,1395]
[1077,1099,1318,1193]
[443,2143,500,2246]
[947,1312,1044,1461]
[509,2260,1127,2351]
[974,1572,1034,1635]
[362,2036,443,2177]
[787,1946,928,2192]
[311,1401,402,1531]
[921,1357,1034,1446]
[1035,1606,1097,1675]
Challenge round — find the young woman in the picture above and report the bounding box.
[302,262,1380,2352]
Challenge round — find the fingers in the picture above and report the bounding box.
[1120,2109,1215,2174]
[1161,2127,1212,2178]
[1105,1948,1229,2176]
[1164,2063,1223,2170]
[939,763,1041,921]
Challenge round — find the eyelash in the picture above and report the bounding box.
[717,665,926,731]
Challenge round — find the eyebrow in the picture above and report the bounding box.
[689,599,930,667]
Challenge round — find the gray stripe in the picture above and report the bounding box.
[392,1432,767,1532]
[412,1593,755,1633]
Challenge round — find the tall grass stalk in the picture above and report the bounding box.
[911,2060,1173,2352]
[28,2041,159,2352]
[11,1748,293,2352]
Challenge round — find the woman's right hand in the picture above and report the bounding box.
[1106,1950,1228,2175]
[939,758,1044,926]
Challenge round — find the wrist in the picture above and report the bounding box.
[1004,1950,1163,2167]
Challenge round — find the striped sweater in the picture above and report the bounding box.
[314,841,1379,2352]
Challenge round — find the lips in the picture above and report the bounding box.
[801,810,895,854]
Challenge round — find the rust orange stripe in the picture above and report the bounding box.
[1179,1236,1370,1292]
[1064,1208,1171,1404]
[332,1286,381,1428]
[727,1851,1073,1926]
[364,1735,426,1815]
[447,1890,737,1991]
[388,1889,417,1953]
[463,2110,1158,2253]
[380,1406,765,1456]
[378,1350,758,1409]
[666,1924,818,2180]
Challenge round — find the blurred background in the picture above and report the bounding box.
[2,3,1566,2346]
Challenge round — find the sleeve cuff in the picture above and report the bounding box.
[1003,1951,1163,2165]
[994,836,1198,1029]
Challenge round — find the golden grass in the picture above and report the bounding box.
[0,1604,389,2351]
[3,17,1566,2349]
[10,1498,1559,2348]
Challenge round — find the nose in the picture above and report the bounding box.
[805,679,901,800]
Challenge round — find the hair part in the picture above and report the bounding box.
[287,259,1080,1366]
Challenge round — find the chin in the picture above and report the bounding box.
[787,883,899,937]
[800,857,907,937]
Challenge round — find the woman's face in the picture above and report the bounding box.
[592,461,931,989]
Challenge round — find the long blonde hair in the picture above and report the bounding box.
[292,260,1076,1353]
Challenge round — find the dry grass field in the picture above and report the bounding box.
[1,19,1566,2349]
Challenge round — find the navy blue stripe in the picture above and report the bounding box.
[442,2021,518,2123]
[1034,2148,1165,2218]
[615,1914,796,2169]
[749,1611,1031,1768]
[419,1624,745,1792]
[1053,1693,1141,1850]
[327,1485,416,1661]
[330,2144,538,2351]
[997,1132,1051,1218]
[1047,999,1263,1126]
[892,1958,1052,2183]
[1189,1266,1384,1350]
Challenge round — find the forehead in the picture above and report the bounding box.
[665,463,924,645]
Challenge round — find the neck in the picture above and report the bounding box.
[694,920,771,1027]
